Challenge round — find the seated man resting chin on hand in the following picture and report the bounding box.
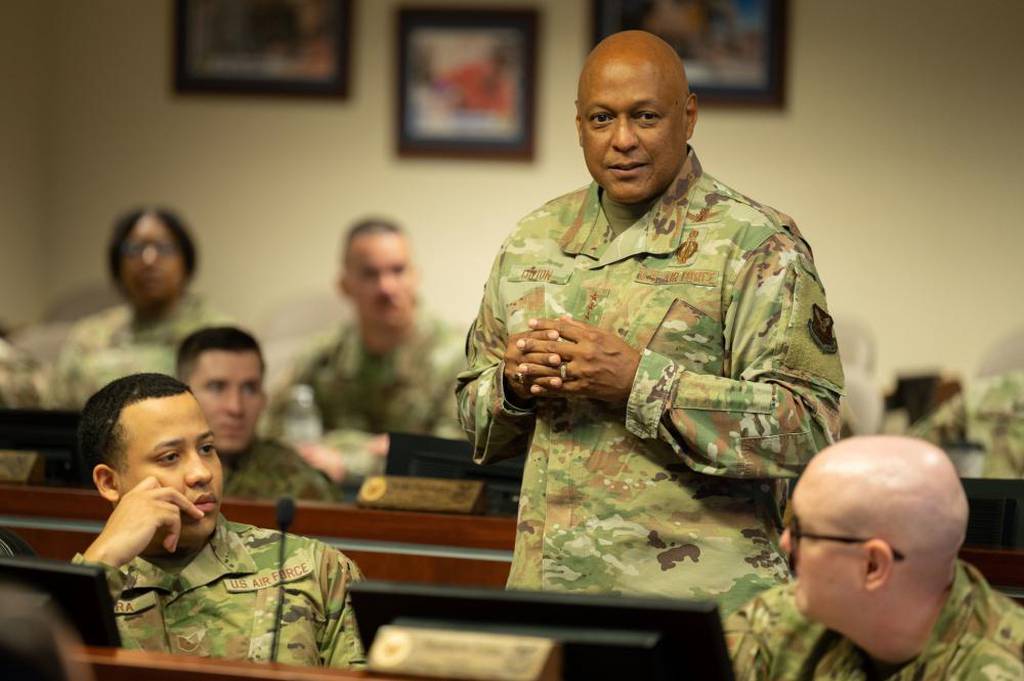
[725,436,1024,680]
[74,373,365,668]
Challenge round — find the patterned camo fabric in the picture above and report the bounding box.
[221,438,339,502]
[0,338,43,407]
[457,148,844,615]
[74,515,365,668]
[912,370,1024,478]
[49,295,230,408]
[725,560,1024,680]
[264,314,466,453]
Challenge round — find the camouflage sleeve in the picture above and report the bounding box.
[48,326,92,409]
[316,545,366,669]
[626,234,844,478]
[723,604,772,681]
[427,326,471,441]
[455,246,537,464]
[910,393,967,445]
[0,341,43,408]
[722,583,810,681]
[71,552,127,604]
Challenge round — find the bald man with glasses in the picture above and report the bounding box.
[725,436,1024,680]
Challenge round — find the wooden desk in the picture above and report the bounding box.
[5,484,1024,601]
[72,646,394,681]
[0,483,513,588]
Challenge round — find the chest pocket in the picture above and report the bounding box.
[224,558,323,664]
[501,264,574,334]
[627,266,725,375]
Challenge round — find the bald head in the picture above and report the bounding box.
[575,31,697,205]
[578,30,689,103]
[797,436,968,565]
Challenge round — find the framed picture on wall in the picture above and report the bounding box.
[592,0,786,107]
[396,8,538,160]
[174,0,352,98]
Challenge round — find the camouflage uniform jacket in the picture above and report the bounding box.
[75,515,365,668]
[0,338,42,407]
[456,149,844,615]
[50,294,229,408]
[265,313,465,453]
[912,371,1024,478]
[222,438,339,502]
[725,560,1024,680]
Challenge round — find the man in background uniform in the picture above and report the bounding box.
[265,219,464,484]
[912,370,1024,478]
[0,337,42,407]
[177,326,337,501]
[457,31,843,614]
[50,208,228,408]
[726,436,1024,679]
[73,373,364,667]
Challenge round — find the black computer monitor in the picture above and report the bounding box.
[961,478,1024,548]
[386,432,524,515]
[0,555,121,647]
[350,581,734,681]
[0,408,85,485]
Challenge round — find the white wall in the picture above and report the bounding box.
[5,0,1024,383]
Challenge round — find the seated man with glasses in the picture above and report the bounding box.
[725,436,1024,680]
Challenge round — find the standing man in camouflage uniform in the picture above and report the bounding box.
[912,370,1024,478]
[74,373,365,668]
[177,326,337,502]
[457,31,843,614]
[726,436,1024,679]
[265,219,465,485]
[50,208,229,408]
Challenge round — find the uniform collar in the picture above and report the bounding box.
[120,515,257,595]
[559,148,705,263]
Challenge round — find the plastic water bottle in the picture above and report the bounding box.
[282,384,323,446]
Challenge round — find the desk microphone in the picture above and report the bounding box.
[270,496,295,663]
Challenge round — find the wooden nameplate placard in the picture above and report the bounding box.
[368,624,561,681]
[0,450,44,484]
[357,475,486,514]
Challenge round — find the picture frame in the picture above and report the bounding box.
[592,0,786,107]
[174,0,352,98]
[396,8,539,160]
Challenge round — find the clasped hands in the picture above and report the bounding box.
[502,316,641,406]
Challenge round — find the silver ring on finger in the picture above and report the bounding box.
[560,363,568,381]
[515,371,525,384]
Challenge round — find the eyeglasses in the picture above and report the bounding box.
[120,241,179,259]
[787,514,906,573]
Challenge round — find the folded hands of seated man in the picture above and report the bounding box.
[503,316,641,406]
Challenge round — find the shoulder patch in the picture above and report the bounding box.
[808,304,837,354]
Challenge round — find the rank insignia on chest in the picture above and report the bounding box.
[808,304,838,354]
[676,230,700,265]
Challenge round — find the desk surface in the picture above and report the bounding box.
[0,483,515,588]
[72,646,390,681]
[0,483,517,550]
